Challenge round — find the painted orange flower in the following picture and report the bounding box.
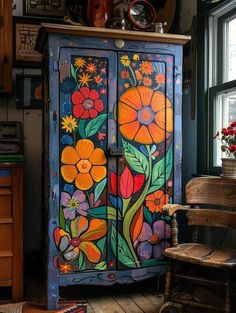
[155,73,165,84]
[120,70,130,79]
[118,86,173,144]
[54,216,107,263]
[74,57,85,68]
[78,72,92,86]
[139,61,153,75]
[61,139,107,190]
[135,70,143,81]
[145,190,169,213]
[86,63,97,73]
[143,77,152,87]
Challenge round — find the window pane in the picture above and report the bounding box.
[213,89,236,166]
[226,17,236,81]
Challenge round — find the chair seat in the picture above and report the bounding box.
[164,243,236,269]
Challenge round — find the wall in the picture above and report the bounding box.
[180,0,197,192]
[0,1,42,252]
[0,0,198,252]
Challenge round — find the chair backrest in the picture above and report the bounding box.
[184,177,236,245]
[185,176,236,207]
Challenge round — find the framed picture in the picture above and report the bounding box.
[13,17,46,67]
[24,0,65,17]
[15,75,43,109]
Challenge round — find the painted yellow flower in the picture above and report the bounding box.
[120,55,131,67]
[78,72,92,86]
[61,139,107,190]
[61,115,78,133]
[124,83,130,89]
[133,54,140,61]
[74,57,85,68]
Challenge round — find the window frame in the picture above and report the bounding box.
[200,0,236,175]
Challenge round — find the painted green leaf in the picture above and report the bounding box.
[144,206,153,224]
[111,224,117,258]
[94,178,107,204]
[97,236,106,252]
[78,252,84,270]
[87,206,121,220]
[85,114,107,137]
[94,261,107,270]
[141,259,168,267]
[78,119,86,138]
[59,205,65,229]
[148,144,173,194]
[111,224,137,268]
[70,64,76,81]
[122,139,149,175]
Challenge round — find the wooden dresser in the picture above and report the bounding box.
[0,161,23,301]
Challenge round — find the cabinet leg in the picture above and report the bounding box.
[47,281,59,310]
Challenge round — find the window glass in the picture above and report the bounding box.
[227,17,236,81]
[213,89,236,166]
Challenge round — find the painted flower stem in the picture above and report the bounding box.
[129,65,137,86]
[122,146,152,268]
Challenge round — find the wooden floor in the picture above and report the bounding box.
[25,277,164,313]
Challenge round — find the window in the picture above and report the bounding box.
[208,1,236,172]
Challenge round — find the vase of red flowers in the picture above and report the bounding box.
[214,121,236,178]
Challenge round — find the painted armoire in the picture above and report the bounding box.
[36,24,189,309]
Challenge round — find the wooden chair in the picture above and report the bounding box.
[159,176,236,313]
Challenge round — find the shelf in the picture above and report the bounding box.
[0,280,12,287]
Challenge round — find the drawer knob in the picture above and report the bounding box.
[114,39,125,48]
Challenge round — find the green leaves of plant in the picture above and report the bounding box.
[148,144,173,194]
[87,206,121,221]
[94,178,107,204]
[111,224,137,268]
[85,114,107,137]
[122,139,149,176]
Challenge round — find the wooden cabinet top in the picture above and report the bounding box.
[36,23,190,52]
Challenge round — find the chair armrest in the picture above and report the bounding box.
[162,204,190,216]
[162,204,190,247]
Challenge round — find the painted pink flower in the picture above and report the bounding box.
[71,87,104,119]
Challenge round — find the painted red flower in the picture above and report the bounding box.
[110,166,145,199]
[71,87,104,119]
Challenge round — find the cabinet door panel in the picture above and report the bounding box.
[116,52,173,269]
[55,48,117,274]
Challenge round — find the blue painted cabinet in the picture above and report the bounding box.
[37,25,189,309]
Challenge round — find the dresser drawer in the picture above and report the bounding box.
[0,224,12,250]
[0,256,12,281]
[0,191,12,218]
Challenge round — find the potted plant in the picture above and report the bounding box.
[214,121,236,178]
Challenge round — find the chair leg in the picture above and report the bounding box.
[225,271,231,313]
[164,261,173,302]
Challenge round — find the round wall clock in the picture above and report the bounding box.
[128,0,156,30]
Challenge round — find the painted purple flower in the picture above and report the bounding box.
[61,190,89,220]
[136,220,171,260]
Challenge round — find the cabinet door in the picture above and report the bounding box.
[115,51,173,269]
[54,48,118,273]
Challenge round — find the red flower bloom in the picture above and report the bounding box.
[229,145,236,152]
[71,87,104,119]
[110,167,145,199]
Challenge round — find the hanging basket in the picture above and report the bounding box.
[221,158,236,178]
